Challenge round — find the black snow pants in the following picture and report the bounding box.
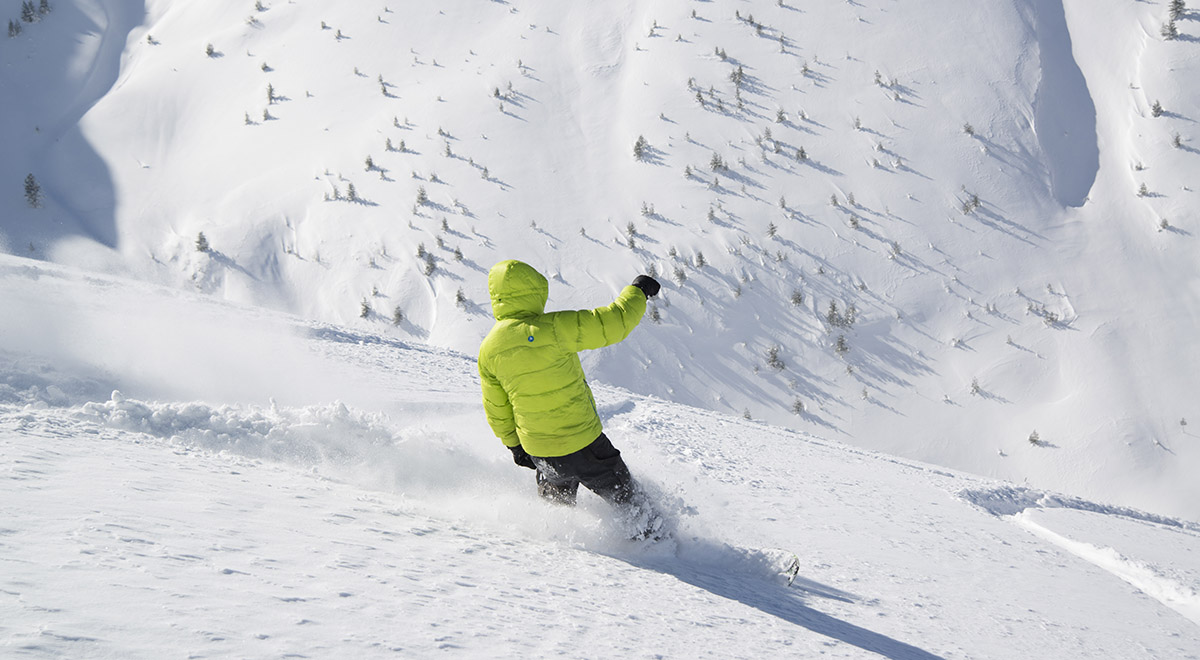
[531,433,638,508]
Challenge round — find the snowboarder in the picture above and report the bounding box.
[478,259,662,538]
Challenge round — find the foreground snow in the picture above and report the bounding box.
[2,256,1198,658]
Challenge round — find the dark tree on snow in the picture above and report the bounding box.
[1162,19,1178,40]
[195,232,210,252]
[8,20,21,37]
[1170,0,1186,20]
[24,174,42,208]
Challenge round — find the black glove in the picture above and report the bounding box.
[509,444,536,470]
[632,275,661,299]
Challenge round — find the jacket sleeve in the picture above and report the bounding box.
[479,360,520,447]
[550,285,647,352]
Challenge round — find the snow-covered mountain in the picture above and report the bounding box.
[1,0,1198,543]
[3,255,1199,658]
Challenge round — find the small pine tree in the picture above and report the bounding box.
[1162,19,1179,40]
[39,0,51,15]
[423,253,436,276]
[766,346,784,370]
[790,289,804,306]
[416,186,428,205]
[8,19,22,37]
[205,43,215,57]
[633,135,648,160]
[1171,0,1187,20]
[709,152,724,171]
[1138,182,1150,197]
[1151,100,1164,117]
[766,221,777,238]
[392,306,404,326]
[1173,133,1183,149]
[364,155,375,171]
[834,334,849,355]
[963,122,975,136]
[797,146,807,161]
[1028,430,1041,446]
[673,266,686,284]
[195,232,210,252]
[346,182,357,201]
[455,288,467,308]
[20,1,36,22]
[826,301,840,326]
[648,305,661,324]
[23,173,41,208]
[360,299,372,319]
[791,399,805,415]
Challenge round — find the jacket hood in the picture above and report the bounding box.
[488,260,548,319]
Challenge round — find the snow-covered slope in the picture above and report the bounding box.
[1,0,1198,521]
[3,255,1199,659]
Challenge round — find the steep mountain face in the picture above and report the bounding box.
[1,0,1197,519]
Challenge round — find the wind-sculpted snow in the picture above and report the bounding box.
[959,484,1200,532]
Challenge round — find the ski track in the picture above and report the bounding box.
[1010,512,1200,626]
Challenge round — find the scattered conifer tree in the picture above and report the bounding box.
[1028,430,1041,446]
[1151,100,1164,117]
[8,19,22,37]
[633,135,648,160]
[1162,19,1179,40]
[206,43,215,57]
[766,346,785,370]
[360,299,372,319]
[195,232,210,252]
[392,306,404,326]
[834,335,849,355]
[23,173,41,208]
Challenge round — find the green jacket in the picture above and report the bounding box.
[478,260,647,458]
